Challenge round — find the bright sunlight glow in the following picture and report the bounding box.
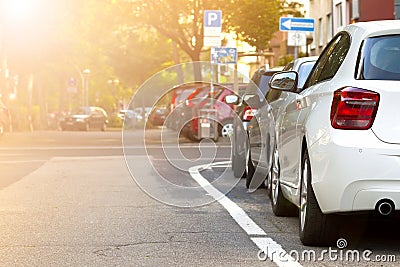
[4,0,37,21]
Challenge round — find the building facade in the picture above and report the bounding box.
[308,0,333,56]
[308,0,396,56]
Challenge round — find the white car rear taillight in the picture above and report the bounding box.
[330,87,380,130]
[243,106,257,121]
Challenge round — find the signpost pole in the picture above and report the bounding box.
[204,10,222,141]
[294,31,298,60]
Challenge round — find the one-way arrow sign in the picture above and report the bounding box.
[279,17,315,32]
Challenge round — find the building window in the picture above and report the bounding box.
[352,0,359,20]
[327,13,332,42]
[396,0,400,20]
[311,30,316,50]
[319,18,323,47]
[336,3,343,28]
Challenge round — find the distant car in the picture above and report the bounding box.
[133,107,152,123]
[166,83,208,130]
[228,67,280,179]
[60,106,108,131]
[0,99,9,136]
[118,109,138,128]
[177,84,211,133]
[148,106,169,126]
[185,84,247,141]
[267,21,400,246]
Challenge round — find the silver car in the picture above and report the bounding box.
[246,56,318,191]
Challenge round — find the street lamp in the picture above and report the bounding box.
[83,68,90,108]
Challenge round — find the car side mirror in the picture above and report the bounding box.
[269,71,298,92]
[225,94,239,105]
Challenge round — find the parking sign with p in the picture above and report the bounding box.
[204,10,222,37]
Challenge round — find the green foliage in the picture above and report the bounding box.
[278,54,294,67]
[225,0,281,51]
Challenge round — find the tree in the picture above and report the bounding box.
[224,0,281,52]
[126,0,303,79]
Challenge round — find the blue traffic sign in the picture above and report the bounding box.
[211,47,237,64]
[279,17,315,32]
[204,10,222,27]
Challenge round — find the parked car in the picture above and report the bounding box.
[148,106,169,126]
[177,84,211,133]
[118,109,139,128]
[59,106,108,131]
[246,56,318,191]
[0,99,9,136]
[229,67,281,179]
[166,82,208,130]
[133,107,152,123]
[184,84,246,141]
[266,20,400,246]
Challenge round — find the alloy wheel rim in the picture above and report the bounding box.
[300,159,308,232]
[271,148,279,205]
[221,123,233,137]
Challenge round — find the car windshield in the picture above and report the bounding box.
[246,73,274,101]
[360,35,400,80]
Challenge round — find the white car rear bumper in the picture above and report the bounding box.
[309,129,400,214]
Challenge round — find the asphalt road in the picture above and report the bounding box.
[0,128,399,266]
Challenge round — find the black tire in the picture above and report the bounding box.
[299,150,338,246]
[271,145,298,216]
[232,131,247,178]
[245,149,255,189]
[265,171,272,199]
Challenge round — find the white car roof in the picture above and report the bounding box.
[344,20,400,39]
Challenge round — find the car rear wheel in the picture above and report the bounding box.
[232,130,247,178]
[299,149,337,246]
[271,145,298,216]
[265,172,272,199]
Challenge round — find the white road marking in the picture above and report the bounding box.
[189,161,302,267]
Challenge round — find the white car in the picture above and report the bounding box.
[267,20,400,246]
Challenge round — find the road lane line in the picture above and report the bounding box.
[189,162,302,267]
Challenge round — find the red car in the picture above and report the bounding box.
[185,84,246,141]
[166,82,209,130]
